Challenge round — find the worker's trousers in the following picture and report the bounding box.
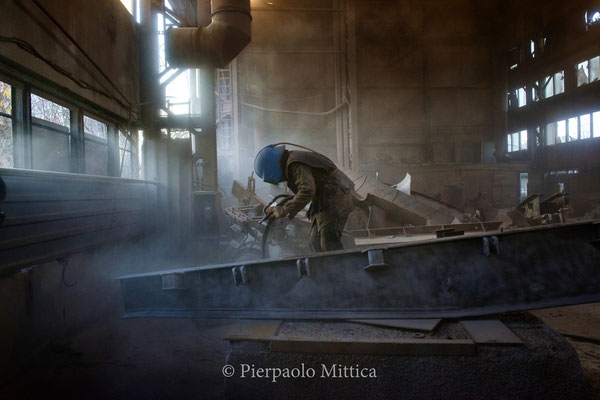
[308,213,349,253]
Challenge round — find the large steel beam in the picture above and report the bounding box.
[119,220,600,319]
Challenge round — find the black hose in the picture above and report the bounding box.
[261,194,294,258]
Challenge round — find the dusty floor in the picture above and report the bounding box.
[533,303,600,400]
[1,237,599,400]
[1,304,599,399]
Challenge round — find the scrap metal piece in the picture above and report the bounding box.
[460,320,523,345]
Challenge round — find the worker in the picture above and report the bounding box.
[254,143,355,252]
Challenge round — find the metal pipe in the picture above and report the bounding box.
[166,0,251,68]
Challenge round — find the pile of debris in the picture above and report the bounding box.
[223,170,504,260]
[507,191,569,227]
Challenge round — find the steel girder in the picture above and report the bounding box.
[119,221,600,319]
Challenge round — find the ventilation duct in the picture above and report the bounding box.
[166,0,251,68]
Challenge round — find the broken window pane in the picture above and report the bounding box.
[0,116,13,168]
[519,130,528,150]
[84,116,108,140]
[517,87,526,107]
[568,117,578,141]
[580,114,591,139]
[554,71,565,94]
[594,112,600,138]
[31,94,70,128]
[0,81,11,114]
[577,61,589,86]
[546,122,556,145]
[557,120,566,143]
[590,56,600,83]
[544,76,554,98]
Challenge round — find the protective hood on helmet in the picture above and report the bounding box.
[254,144,285,184]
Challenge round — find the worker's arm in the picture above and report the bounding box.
[282,163,316,218]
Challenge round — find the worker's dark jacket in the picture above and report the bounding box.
[281,151,355,229]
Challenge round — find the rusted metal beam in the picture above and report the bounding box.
[120,220,600,320]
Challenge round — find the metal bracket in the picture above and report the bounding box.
[482,236,500,257]
[162,273,187,290]
[296,258,311,278]
[232,265,249,286]
[362,248,389,271]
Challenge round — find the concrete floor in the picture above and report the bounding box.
[1,241,599,399]
[533,304,600,400]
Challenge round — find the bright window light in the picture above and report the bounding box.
[594,112,600,137]
[590,56,600,82]
[568,117,578,141]
[517,87,527,107]
[544,76,554,98]
[120,0,134,15]
[520,173,528,199]
[546,122,556,145]
[577,61,589,86]
[530,40,535,57]
[554,71,565,94]
[520,130,528,150]
[580,114,591,139]
[557,120,566,143]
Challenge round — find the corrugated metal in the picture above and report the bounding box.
[0,168,158,275]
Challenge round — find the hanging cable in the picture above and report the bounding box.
[30,0,133,110]
[240,98,347,116]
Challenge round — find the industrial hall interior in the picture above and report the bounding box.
[1,0,600,399]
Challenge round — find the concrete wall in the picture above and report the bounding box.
[0,0,139,119]
[355,0,501,171]
[234,0,340,185]
[232,0,514,204]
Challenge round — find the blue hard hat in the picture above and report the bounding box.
[254,144,285,184]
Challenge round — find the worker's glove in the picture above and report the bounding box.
[265,205,287,220]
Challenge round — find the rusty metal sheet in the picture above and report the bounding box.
[120,220,600,320]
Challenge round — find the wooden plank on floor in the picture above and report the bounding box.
[270,336,476,356]
[224,320,282,342]
[460,320,523,345]
[349,319,441,332]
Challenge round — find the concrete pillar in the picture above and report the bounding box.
[197,67,218,191]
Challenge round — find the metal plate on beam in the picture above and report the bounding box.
[349,319,441,332]
[460,320,523,345]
